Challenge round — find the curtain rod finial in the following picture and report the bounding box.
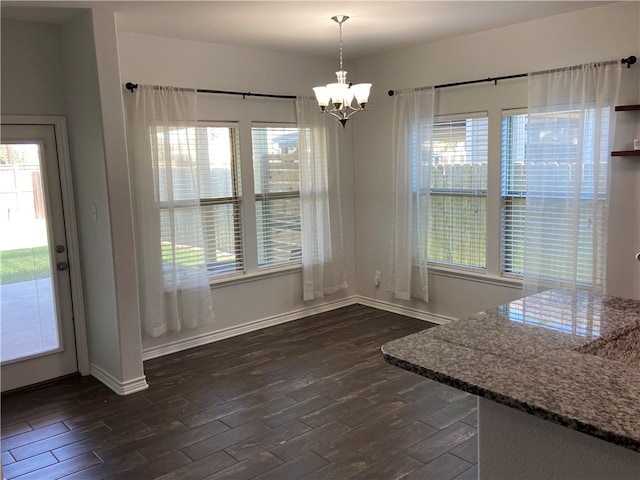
[125,82,139,92]
[622,56,637,68]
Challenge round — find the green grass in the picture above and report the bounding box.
[0,243,231,286]
[0,246,51,285]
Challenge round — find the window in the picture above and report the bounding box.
[500,111,527,276]
[155,124,243,279]
[197,126,244,277]
[155,121,303,282]
[251,125,302,269]
[500,109,609,285]
[428,113,488,270]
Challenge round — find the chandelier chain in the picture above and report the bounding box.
[338,21,344,71]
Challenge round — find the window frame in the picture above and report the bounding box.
[155,121,246,280]
[251,122,302,271]
[500,108,528,279]
[499,106,610,287]
[425,111,489,272]
[197,123,245,278]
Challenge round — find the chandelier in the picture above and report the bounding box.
[313,15,372,128]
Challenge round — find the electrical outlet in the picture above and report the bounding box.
[374,271,381,286]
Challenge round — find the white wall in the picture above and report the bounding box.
[89,9,146,389]
[352,1,640,320]
[58,11,150,393]
[59,11,124,382]
[0,19,67,116]
[117,32,358,355]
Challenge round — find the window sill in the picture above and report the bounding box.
[428,264,523,289]
[209,264,302,288]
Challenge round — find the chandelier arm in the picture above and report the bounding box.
[326,104,367,120]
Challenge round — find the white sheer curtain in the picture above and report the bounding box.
[523,62,621,295]
[125,85,214,337]
[389,88,436,301]
[296,96,347,301]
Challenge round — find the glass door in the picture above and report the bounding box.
[0,124,78,391]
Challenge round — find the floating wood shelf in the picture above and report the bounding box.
[614,105,640,112]
[611,150,640,157]
[612,105,640,157]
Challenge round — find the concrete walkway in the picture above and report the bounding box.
[0,278,58,363]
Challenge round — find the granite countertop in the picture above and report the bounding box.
[381,289,640,452]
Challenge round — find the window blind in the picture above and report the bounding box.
[427,113,488,269]
[198,125,243,277]
[251,125,302,269]
[500,109,609,286]
[500,111,527,276]
[155,124,244,279]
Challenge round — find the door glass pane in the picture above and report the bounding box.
[0,143,60,363]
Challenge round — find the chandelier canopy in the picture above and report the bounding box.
[313,15,372,128]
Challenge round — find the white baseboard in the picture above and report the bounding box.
[90,363,149,396]
[353,295,454,324]
[141,294,453,362]
[142,296,361,361]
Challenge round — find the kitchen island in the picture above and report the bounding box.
[382,289,640,479]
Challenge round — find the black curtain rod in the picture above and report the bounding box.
[387,55,637,96]
[125,82,296,100]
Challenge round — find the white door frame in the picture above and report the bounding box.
[2,115,89,376]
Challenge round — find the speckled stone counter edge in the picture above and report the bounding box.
[381,289,640,454]
[381,351,640,453]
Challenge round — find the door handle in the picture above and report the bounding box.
[57,262,69,271]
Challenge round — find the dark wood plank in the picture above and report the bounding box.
[1,451,15,466]
[350,452,425,480]
[404,452,474,480]
[269,420,353,462]
[51,420,151,462]
[312,420,398,462]
[224,419,311,461]
[62,451,148,480]
[202,451,283,480]
[356,421,439,461]
[154,450,237,480]
[422,394,477,429]
[454,463,479,480]
[219,395,298,428]
[405,421,478,464]
[10,451,101,480]
[137,419,230,459]
[108,450,192,480]
[181,419,272,461]
[450,434,478,464]
[3,451,58,479]
[252,451,330,480]
[261,394,334,427]
[1,422,69,452]
[10,422,109,462]
[302,452,383,480]
[0,304,478,480]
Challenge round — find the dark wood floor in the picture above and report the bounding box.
[1,304,478,480]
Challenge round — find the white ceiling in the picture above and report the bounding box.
[1,1,608,59]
